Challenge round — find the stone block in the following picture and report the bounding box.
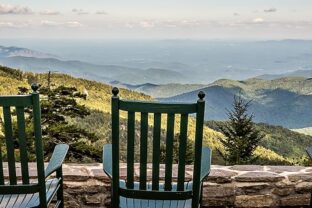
[203,183,235,198]
[235,195,276,207]
[235,172,284,182]
[207,169,238,183]
[280,194,310,206]
[236,182,272,195]
[295,182,312,193]
[230,165,264,171]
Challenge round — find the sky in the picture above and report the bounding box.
[0,0,311,40]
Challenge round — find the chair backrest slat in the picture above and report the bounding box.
[111,90,120,208]
[16,106,30,184]
[29,91,47,206]
[3,106,17,185]
[126,111,135,189]
[177,113,188,191]
[139,112,148,190]
[191,98,205,207]
[152,113,161,190]
[0,139,4,185]
[164,113,175,191]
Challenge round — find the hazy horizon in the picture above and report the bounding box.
[1,38,312,85]
[1,0,311,39]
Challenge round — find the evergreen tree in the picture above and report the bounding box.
[0,85,101,162]
[160,133,194,164]
[217,95,263,165]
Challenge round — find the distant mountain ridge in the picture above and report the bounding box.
[161,77,312,128]
[0,46,58,59]
[111,81,207,98]
[0,45,191,85]
[1,40,312,84]
[256,69,312,80]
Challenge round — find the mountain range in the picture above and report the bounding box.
[256,69,312,80]
[160,77,312,128]
[1,44,312,128]
[0,46,191,85]
[1,39,312,84]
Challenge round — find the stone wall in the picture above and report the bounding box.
[59,164,312,207]
[4,163,312,207]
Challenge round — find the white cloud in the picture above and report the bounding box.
[125,23,134,29]
[264,8,277,13]
[40,10,60,15]
[96,10,107,15]
[253,18,264,23]
[40,20,59,26]
[72,8,88,15]
[0,22,16,28]
[40,20,83,28]
[124,19,203,30]
[0,4,33,15]
[0,21,29,28]
[139,21,154,28]
[65,21,83,28]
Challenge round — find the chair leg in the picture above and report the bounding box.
[56,167,64,208]
[199,184,203,208]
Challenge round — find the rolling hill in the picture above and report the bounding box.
[110,81,207,98]
[161,77,312,128]
[257,69,312,80]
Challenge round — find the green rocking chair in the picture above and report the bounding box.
[0,84,69,208]
[103,87,211,208]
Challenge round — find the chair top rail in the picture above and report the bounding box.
[0,95,33,107]
[119,100,198,114]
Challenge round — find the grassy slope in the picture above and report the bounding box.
[0,65,289,164]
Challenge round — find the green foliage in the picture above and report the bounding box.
[0,66,24,80]
[6,85,101,162]
[215,95,264,165]
[256,123,312,164]
[160,134,194,164]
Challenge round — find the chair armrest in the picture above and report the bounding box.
[200,146,212,181]
[45,144,69,178]
[306,146,312,159]
[103,144,113,179]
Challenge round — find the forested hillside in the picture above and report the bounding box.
[206,121,311,165]
[0,65,293,164]
[162,77,312,128]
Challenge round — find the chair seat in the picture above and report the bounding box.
[119,180,193,208]
[0,178,60,208]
